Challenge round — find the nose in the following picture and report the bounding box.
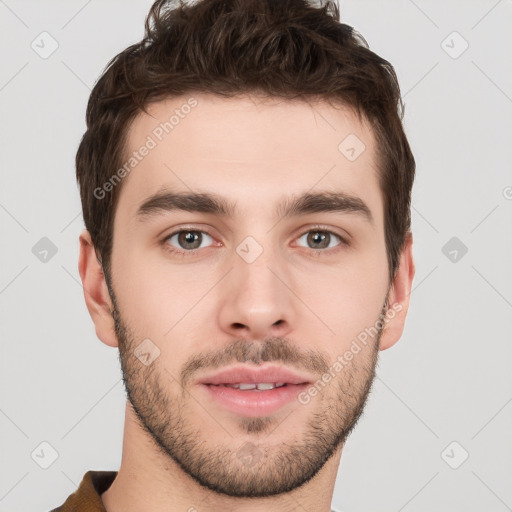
[217,248,296,341]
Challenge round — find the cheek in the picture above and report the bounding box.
[111,247,182,337]
[293,251,388,346]
[122,277,195,338]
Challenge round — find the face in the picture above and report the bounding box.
[104,93,393,497]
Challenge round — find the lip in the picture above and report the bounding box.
[200,382,310,417]
[195,364,313,418]
[196,364,313,386]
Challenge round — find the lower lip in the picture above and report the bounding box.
[199,383,310,417]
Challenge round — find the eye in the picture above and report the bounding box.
[163,229,215,254]
[295,228,347,252]
[161,226,348,258]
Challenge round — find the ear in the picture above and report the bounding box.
[78,229,118,348]
[379,232,415,351]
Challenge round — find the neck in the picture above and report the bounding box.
[101,402,343,512]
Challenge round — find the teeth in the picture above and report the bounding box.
[220,382,287,390]
[239,383,257,390]
[255,382,277,390]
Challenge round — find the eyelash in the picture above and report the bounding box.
[161,225,349,258]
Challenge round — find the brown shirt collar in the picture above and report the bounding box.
[51,470,117,511]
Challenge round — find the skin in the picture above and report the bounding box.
[78,93,415,512]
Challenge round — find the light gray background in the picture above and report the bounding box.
[1,1,511,511]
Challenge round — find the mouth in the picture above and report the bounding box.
[196,364,313,417]
[210,382,288,390]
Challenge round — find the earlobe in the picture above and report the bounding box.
[379,232,415,351]
[78,229,119,348]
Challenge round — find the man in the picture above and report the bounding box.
[52,0,415,510]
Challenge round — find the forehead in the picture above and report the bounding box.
[116,93,382,224]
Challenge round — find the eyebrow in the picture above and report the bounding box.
[135,189,373,225]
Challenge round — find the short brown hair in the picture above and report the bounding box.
[76,0,415,285]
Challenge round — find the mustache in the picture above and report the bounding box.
[180,337,331,388]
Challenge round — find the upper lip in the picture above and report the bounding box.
[196,364,313,386]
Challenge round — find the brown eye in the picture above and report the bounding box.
[165,230,214,251]
[296,229,345,251]
[308,231,330,249]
